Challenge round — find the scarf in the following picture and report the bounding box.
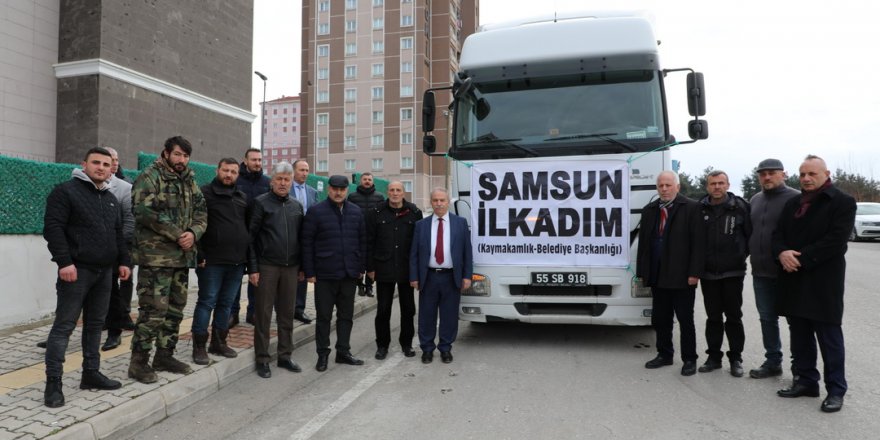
[794,178,832,218]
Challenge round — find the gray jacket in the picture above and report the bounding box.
[749,184,800,277]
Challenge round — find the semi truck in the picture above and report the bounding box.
[421,11,708,325]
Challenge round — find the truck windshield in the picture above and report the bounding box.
[452,70,666,159]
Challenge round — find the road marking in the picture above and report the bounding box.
[289,354,403,440]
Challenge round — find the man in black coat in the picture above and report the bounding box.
[302,175,367,371]
[774,155,855,413]
[365,181,422,360]
[232,148,271,326]
[636,171,706,376]
[347,172,385,297]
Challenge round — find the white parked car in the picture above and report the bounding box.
[850,202,880,241]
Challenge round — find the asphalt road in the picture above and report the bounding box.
[134,242,880,440]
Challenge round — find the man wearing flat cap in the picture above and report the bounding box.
[747,158,800,379]
[301,175,368,371]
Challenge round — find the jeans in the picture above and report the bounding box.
[193,264,246,335]
[753,276,783,366]
[700,276,745,362]
[231,282,256,319]
[45,266,112,377]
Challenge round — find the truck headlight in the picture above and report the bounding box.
[463,273,490,296]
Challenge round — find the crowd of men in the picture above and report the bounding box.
[41,140,853,415]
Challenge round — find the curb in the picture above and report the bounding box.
[44,298,378,440]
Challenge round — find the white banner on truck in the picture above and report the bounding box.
[470,160,630,267]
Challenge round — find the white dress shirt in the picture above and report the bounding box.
[429,213,453,269]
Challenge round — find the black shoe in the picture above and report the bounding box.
[730,360,744,377]
[749,363,783,379]
[121,319,136,331]
[277,359,302,373]
[44,376,64,408]
[777,383,820,398]
[256,362,271,378]
[294,311,312,324]
[421,352,433,364]
[375,347,388,360]
[365,285,374,297]
[357,285,366,296]
[644,356,673,369]
[228,314,240,329]
[335,352,365,366]
[440,351,453,363]
[245,313,255,325]
[698,359,722,373]
[101,331,122,351]
[821,395,844,413]
[37,340,47,349]
[316,354,329,372]
[402,347,416,358]
[80,369,122,390]
[681,361,697,376]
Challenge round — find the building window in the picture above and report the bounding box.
[372,40,384,54]
[317,68,329,80]
[344,65,357,79]
[401,15,413,27]
[345,43,357,56]
[371,134,384,147]
[345,136,356,149]
[371,63,384,77]
[317,45,329,57]
[346,20,357,33]
[345,0,357,10]
[371,87,384,100]
[318,23,330,35]
[318,1,329,12]
[402,180,413,192]
[400,85,413,97]
[345,88,357,102]
[372,158,383,170]
[317,137,328,149]
[345,159,356,171]
[401,132,413,144]
[401,37,413,50]
[373,0,384,6]
[344,112,356,125]
[401,61,413,73]
[372,111,384,123]
[402,0,412,3]
[401,156,413,169]
[282,149,289,155]
[317,91,329,103]
[317,113,329,125]
[373,18,384,29]
[317,160,328,172]
[401,108,413,120]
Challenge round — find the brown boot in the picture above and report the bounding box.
[192,333,210,365]
[152,348,193,375]
[209,329,238,358]
[128,351,158,384]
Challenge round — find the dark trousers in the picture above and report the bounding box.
[231,282,256,319]
[105,266,134,332]
[46,266,112,377]
[418,271,461,353]
[700,276,745,362]
[253,265,298,363]
[314,278,357,356]
[651,287,698,362]
[295,278,307,314]
[789,316,847,396]
[374,281,416,350]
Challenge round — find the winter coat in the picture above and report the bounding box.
[199,178,249,265]
[131,157,207,268]
[43,172,130,270]
[699,192,751,279]
[636,194,706,289]
[365,199,422,282]
[773,185,856,324]
[749,184,800,278]
[347,185,385,211]
[236,162,270,210]
[301,199,366,280]
[247,191,304,272]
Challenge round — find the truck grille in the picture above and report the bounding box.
[508,285,612,296]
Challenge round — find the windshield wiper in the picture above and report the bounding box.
[459,134,538,157]
[543,132,637,152]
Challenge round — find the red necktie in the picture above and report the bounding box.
[659,206,668,234]
[435,218,445,265]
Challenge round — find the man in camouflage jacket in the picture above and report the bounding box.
[127,136,207,383]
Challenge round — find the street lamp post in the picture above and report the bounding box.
[254,71,268,150]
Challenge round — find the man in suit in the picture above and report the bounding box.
[774,155,855,413]
[410,188,473,364]
[291,159,319,324]
[636,171,706,376]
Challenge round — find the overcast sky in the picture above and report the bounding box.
[251,0,880,192]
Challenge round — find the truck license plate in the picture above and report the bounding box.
[530,272,588,287]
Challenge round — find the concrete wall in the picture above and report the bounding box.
[0,235,58,328]
[0,0,60,162]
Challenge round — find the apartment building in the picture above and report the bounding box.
[261,95,302,169]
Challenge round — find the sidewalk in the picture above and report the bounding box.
[0,281,377,440]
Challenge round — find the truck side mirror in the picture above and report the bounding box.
[422,91,436,132]
[688,119,709,140]
[423,135,437,154]
[686,72,706,116]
